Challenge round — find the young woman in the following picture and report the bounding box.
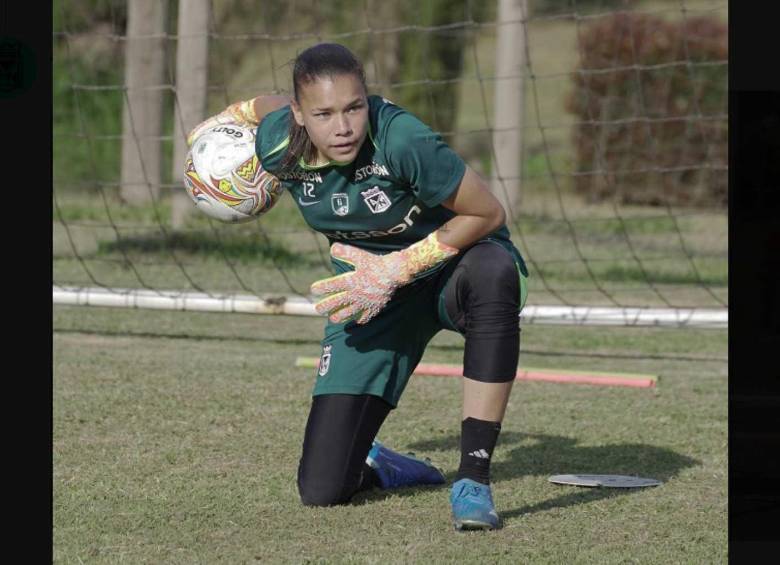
[188,43,528,531]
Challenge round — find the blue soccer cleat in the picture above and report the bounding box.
[450,478,501,531]
[366,440,446,490]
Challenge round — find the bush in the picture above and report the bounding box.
[566,12,727,207]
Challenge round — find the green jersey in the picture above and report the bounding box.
[255,95,523,276]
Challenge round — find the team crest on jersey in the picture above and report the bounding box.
[318,345,332,376]
[331,193,349,216]
[361,186,392,214]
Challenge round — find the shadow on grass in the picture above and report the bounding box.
[354,431,698,521]
[96,230,321,267]
[53,327,321,347]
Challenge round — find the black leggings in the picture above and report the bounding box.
[298,242,520,506]
[441,240,521,382]
[297,393,392,506]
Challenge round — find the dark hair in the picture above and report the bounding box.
[280,43,367,173]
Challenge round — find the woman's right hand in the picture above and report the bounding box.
[186,98,260,147]
[186,95,292,147]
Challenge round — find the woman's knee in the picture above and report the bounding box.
[298,482,350,507]
[297,451,361,507]
[297,469,356,507]
[296,394,391,507]
[461,243,519,302]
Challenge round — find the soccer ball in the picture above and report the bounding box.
[183,124,283,223]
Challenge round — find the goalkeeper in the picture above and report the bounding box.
[189,43,529,531]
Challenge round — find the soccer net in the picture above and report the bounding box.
[53,0,728,328]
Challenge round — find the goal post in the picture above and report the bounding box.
[490,0,526,218]
[170,0,211,229]
[119,0,167,205]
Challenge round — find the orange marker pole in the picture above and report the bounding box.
[414,363,656,388]
[295,358,657,389]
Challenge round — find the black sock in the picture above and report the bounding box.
[456,417,502,485]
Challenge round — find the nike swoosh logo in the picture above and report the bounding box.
[298,198,322,207]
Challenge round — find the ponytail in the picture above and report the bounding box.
[281,116,316,172]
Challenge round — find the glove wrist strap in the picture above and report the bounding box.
[397,231,459,282]
[227,97,261,126]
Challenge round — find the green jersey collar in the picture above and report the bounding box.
[298,155,353,170]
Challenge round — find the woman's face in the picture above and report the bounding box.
[291,73,369,165]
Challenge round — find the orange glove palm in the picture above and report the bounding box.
[311,232,458,325]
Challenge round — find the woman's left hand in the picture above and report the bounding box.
[311,232,458,325]
[310,243,408,325]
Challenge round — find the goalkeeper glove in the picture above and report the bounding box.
[187,97,261,147]
[310,232,459,325]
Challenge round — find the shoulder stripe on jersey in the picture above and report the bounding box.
[262,137,290,160]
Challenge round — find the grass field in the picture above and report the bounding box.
[53,305,726,563]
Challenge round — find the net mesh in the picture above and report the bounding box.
[53,0,728,320]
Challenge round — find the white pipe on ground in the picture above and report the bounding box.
[53,286,727,329]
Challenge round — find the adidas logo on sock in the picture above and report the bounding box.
[468,449,490,459]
